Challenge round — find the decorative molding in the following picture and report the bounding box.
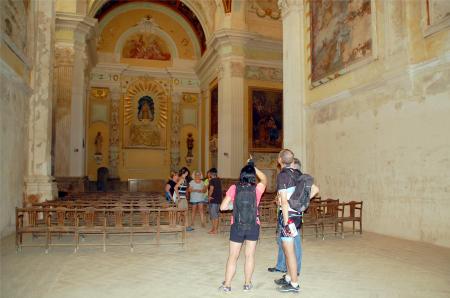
[277,0,303,18]
[196,29,282,83]
[249,0,281,20]
[56,13,98,38]
[245,65,282,82]
[423,0,450,37]
[230,61,245,77]
[54,46,75,66]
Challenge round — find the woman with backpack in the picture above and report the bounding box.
[219,158,267,292]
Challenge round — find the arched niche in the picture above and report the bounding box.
[89,0,209,56]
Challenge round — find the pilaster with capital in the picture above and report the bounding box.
[217,57,245,178]
[278,0,307,166]
[108,87,121,178]
[53,13,97,177]
[25,0,57,201]
[170,92,182,172]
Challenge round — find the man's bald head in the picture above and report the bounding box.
[278,149,294,167]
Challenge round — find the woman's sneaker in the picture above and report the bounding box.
[218,282,231,293]
[274,275,289,286]
[277,283,300,293]
[243,283,253,291]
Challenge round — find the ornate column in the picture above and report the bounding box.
[170,92,182,172]
[278,0,307,165]
[25,0,57,201]
[53,47,74,176]
[53,13,97,177]
[217,57,245,177]
[108,87,121,178]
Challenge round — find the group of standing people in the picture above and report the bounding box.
[164,148,319,293]
[219,149,319,293]
[165,167,222,234]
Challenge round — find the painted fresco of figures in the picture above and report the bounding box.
[122,33,171,61]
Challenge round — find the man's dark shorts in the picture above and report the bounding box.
[229,223,260,243]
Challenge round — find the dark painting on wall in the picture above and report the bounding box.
[210,85,218,138]
[249,88,283,152]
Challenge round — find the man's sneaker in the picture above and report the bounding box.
[218,282,231,292]
[277,283,300,293]
[186,226,194,232]
[268,267,286,273]
[274,275,289,286]
[243,283,253,291]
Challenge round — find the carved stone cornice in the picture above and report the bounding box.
[56,13,98,39]
[277,0,303,19]
[56,13,98,65]
[196,29,282,83]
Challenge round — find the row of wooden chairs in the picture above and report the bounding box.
[16,206,187,253]
[301,199,363,239]
[217,198,363,240]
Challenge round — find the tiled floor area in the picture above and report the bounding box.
[1,227,450,298]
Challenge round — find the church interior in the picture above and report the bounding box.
[1,0,449,297]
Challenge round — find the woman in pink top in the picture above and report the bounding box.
[219,159,267,292]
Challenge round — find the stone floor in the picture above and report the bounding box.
[1,226,450,298]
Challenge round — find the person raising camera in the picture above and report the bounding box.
[219,157,267,292]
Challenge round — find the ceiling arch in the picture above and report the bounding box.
[89,0,208,54]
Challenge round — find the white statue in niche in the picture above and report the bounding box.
[94,132,103,155]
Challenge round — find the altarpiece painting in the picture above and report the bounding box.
[249,88,283,152]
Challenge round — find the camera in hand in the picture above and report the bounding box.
[247,159,254,167]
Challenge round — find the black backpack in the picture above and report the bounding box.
[233,183,257,231]
[282,168,314,213]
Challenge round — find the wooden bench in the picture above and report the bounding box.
[16,206,187,253]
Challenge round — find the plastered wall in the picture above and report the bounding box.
[305,1,450,247]
[0,64,29,237]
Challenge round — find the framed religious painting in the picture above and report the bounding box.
[249,87,283,152]
[308,0,377,88]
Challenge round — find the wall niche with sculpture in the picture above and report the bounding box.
[123,77,169,149]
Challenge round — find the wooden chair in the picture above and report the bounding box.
[338,201,363,237]
[47,207,78,252]
[301,203,321,239]
[318,200,340,239]
[159,208,187,246]
[16,208,48,252]
[219,210,232,234]
[76,207,107,252]
[258,202,278,239]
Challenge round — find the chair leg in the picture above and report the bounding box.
[352,221,355,234]
[73,232,78,253]
[103,232,106,252]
